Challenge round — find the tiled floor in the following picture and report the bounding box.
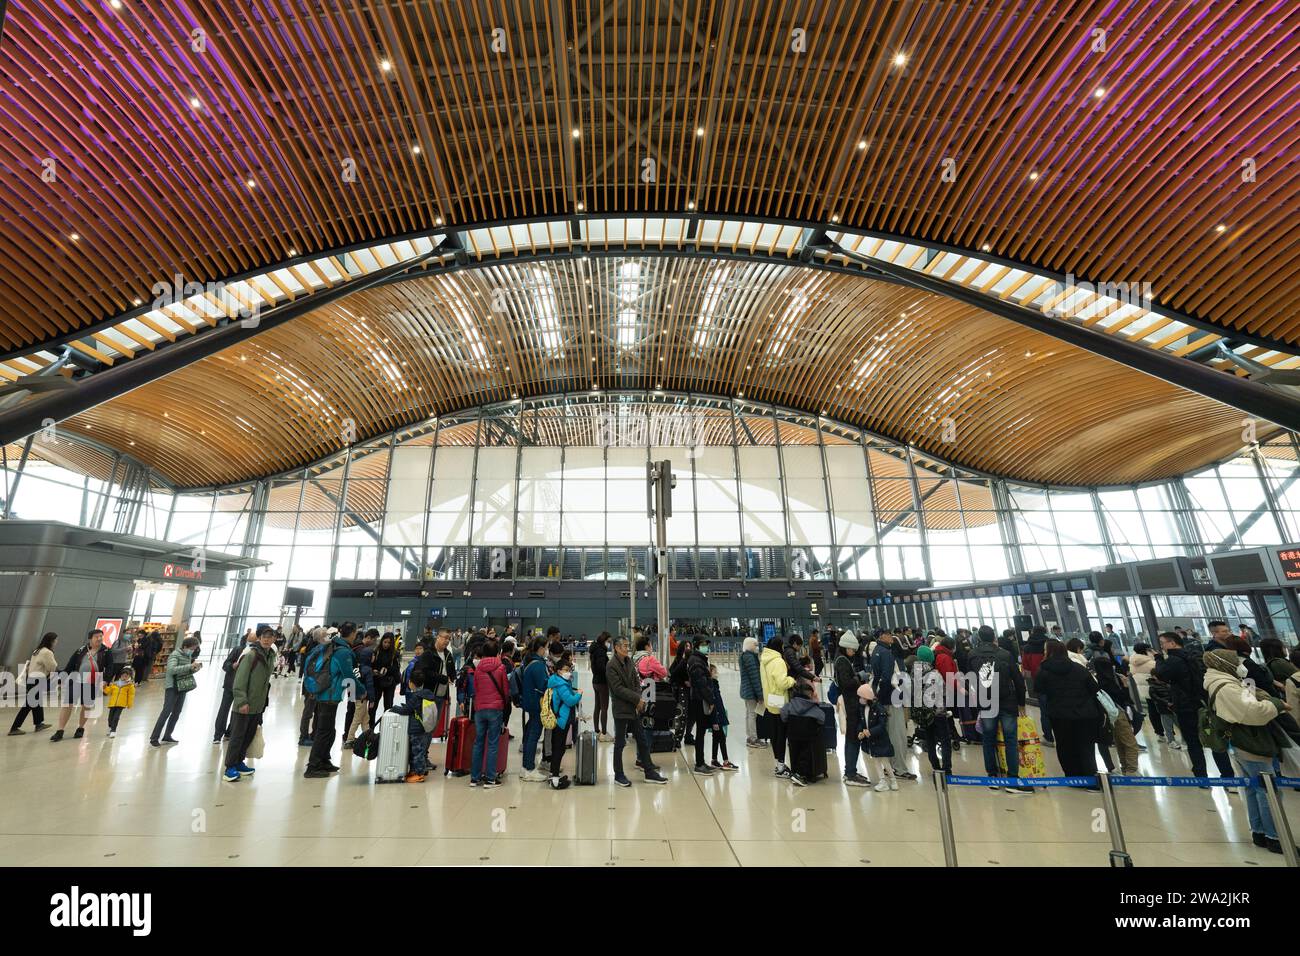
[0,657,1291,867]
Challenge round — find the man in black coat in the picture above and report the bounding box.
[414,629,456,733]
[968,625,1031,792]
[1152,631,1211,778]
[686,640,718,774]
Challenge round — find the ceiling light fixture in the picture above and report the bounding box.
[686,200,696,210]
[981,243,991,252]
[246,178,257,189]
[858,140,868,151]
[1216,223,1227,233]
[380,59,393,72]
[695,126,705,137]
[571,128,581,139]
[1093,87,1106,98]
[1028,171,1039,181]
[411,145,421,155]
[893,52,907,67]
[69,233,80,241]
[576,201,585,211]
[132,298,142,306]
[189,96,202,110]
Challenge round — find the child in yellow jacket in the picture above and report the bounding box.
[105,666,136,738]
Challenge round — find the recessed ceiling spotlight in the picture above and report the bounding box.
[1028,171,1039,181]
[686,200,696,210]
[435,216,444,225]
[380,59,393,72]
[411,144,421,155]
[69,233,80,241]
[1216,223,1227,233]
[1093,87,1106,98]
[110,0,122,8]
[189,96,202,110]
[1025,351,1032,358]
[695,126,705,137]
[132,298,142,306]
[576,201,585,211]
[246,178,257,189]
[288,248,297,257]
[981,243,991,252]
[571,128,581,139]
[857,139,868,151]
[656,384,662,390]
[830,214,840,223]
[893,52,907,67]
[737,391,744,398]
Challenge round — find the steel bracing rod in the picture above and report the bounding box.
[0,243,450,448]
[812,236,1300,433]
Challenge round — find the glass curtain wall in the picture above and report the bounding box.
[3,398,1299,643]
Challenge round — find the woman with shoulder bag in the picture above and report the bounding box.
[150,636,203,746]
[9,633,58,735]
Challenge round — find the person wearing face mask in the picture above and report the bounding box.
[149,635,204,746]
[1203,648,1295,855]
[544,654,583,790]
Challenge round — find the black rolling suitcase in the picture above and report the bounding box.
[819,702,837,751]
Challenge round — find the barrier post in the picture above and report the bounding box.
[1261,773,1299,868]
[1098,772,1133,867]
[933,771,959,867]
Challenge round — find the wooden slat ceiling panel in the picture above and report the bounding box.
[50,258,1262,488]
[1,0,1296,354]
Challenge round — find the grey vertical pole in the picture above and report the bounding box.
[1262,773,1299,868]
[933,770,958,867]
[651,460,673,668]
[630,554,637,631]
[1098,772,1133,866]
[2,434,34,519]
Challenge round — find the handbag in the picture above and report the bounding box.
[246,725,265,759]
[175,670,198,694]
[1096,689,1119,723]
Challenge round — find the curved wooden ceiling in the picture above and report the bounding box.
[53,257,1257,488]
[1,0,1294,488]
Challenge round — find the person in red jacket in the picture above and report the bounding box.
[933,637,962,752]
[469,641,509,788]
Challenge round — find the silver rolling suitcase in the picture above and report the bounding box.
[375,709,409,783]
[575,728,597,785]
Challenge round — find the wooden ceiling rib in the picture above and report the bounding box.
[1,0,1296,489]
[39,257,1262,489]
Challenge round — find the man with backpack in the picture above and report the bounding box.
[223,626,276,783]
[870,629,916,781]
[301,625,356,778]
[1153,632,1211,780]
[968,625,1032,794]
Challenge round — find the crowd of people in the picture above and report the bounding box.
[7,615,1300,855]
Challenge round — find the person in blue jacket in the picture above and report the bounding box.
[400,642,424,700]
[544,654,582,790]
[519,637,552,782]
[302,625,357,778]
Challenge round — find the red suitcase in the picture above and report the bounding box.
[433,702,448,740]
[445,716,475,776]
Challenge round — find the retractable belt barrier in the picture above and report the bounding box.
[933,770,1299,869]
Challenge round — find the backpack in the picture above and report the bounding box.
[507,666,523,706]
[305,643,335,695]
[977,660,996,690]
[1197,685,1230,753]
[540,687,558,730]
